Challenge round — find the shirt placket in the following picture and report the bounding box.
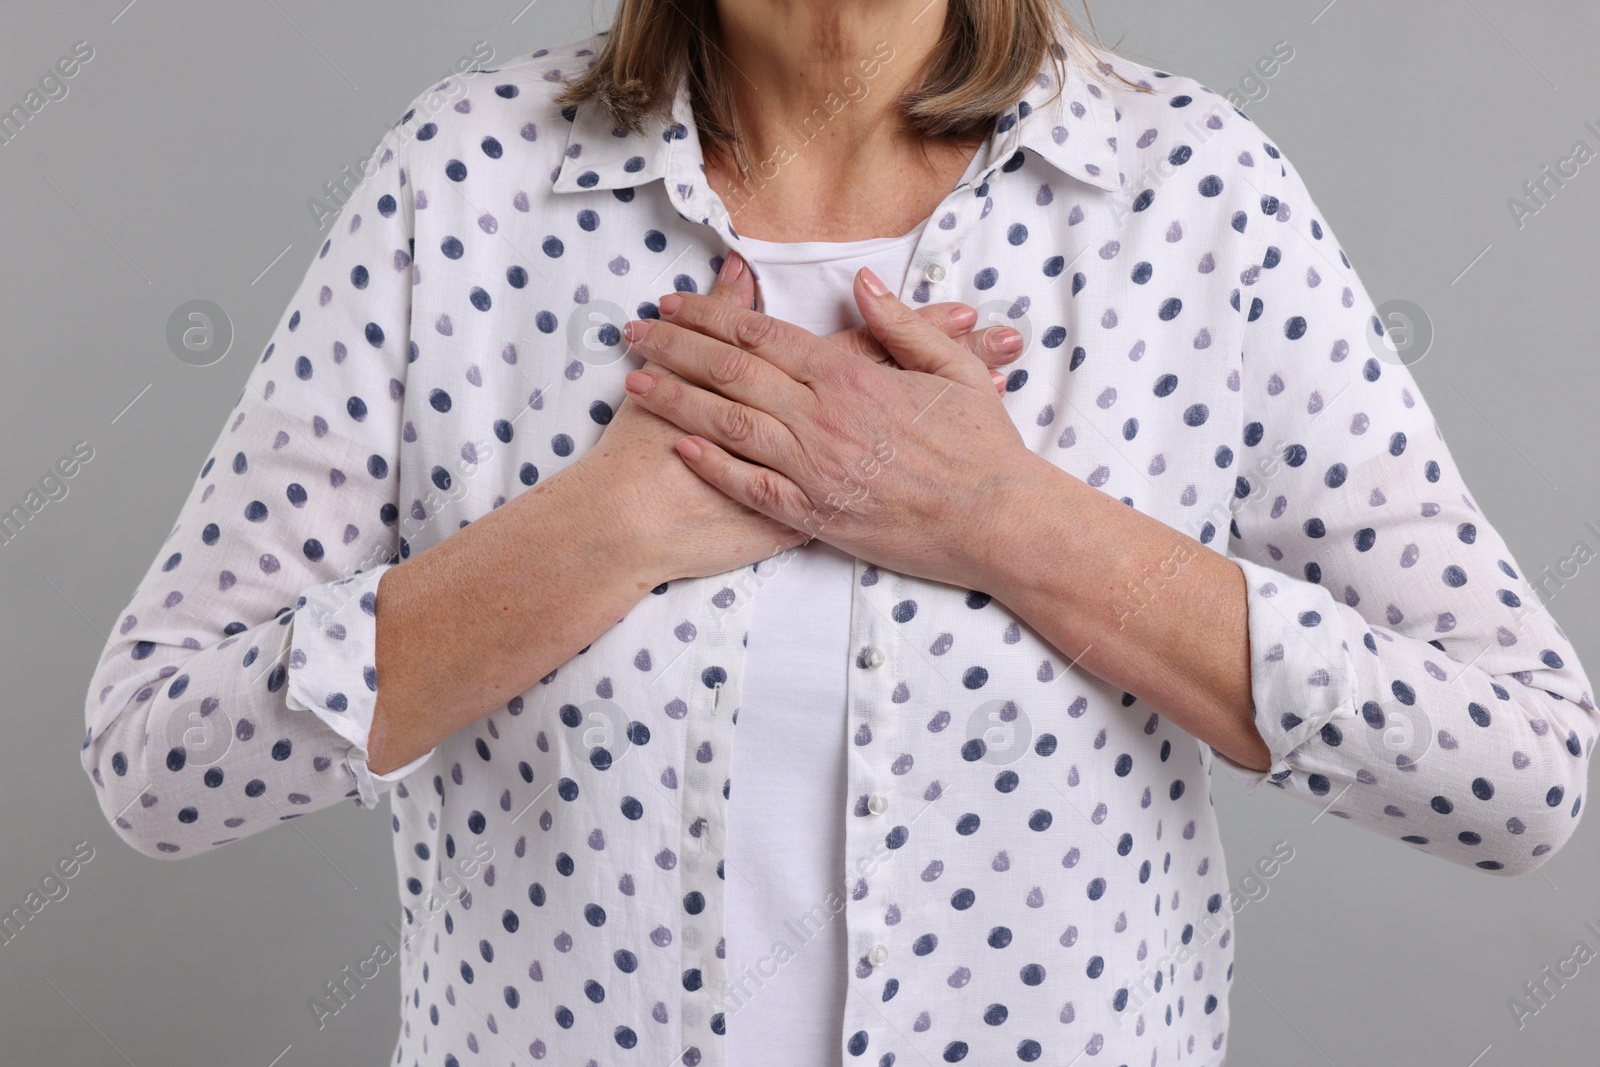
[654,157,751,1067]
[837,561,909,1058]
[676,581,749,1061]
[833,173,1002,1059]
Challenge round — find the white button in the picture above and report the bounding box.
[868,793,889,815]
[863,647,885,669]
[923,263,946,283]
[868,944,888,966]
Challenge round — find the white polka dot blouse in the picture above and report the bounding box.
[81,33,1595,1067]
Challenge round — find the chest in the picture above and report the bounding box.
[396,160,1251,558]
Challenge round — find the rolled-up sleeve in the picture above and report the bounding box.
[81,96,436,860]
[1214,133,1596,875]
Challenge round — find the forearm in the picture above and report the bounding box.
[369,464,659,775]
[974,454,1270,771]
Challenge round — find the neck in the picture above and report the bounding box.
[708,0,979,239]
[714,0,945,159]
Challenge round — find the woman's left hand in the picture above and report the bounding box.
[619,267,1049,592]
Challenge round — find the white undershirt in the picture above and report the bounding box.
[722,218,929,1067]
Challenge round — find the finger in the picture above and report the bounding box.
[624,364,796,470]
[650,291,827,384]
[854,267,995,392]
[953,329,1023,396]
[673,435,813,531]
[630,253,752,380]
[955,326,1025,369]
[623,313,808,412]
[827,302,976,363]
[927,301,979,335]
[706,249,758,310]
[831,305,1017,365]
[887,329,1019,394]
[828,306,1018,394]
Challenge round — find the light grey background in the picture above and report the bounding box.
[2,1,1596,1063]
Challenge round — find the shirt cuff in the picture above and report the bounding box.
[284,565,436,807]
[1214,555,1358,791]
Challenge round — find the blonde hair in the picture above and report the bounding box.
[555,1,1135,173]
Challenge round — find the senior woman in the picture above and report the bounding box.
[82,0,1594,1064]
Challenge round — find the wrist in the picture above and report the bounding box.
[959,451,1083,601]
[564,454,676,591]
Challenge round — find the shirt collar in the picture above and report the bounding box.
[996,49,1124,194]
[550,47,1123,197]
[550,73,698,196]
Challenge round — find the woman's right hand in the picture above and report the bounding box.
[366,251,1018,773]
[577,250,1023,585]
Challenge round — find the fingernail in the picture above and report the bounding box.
[659,293,683,316]
[624,370,654,394]
[990,369,1005,389]
[718,251,745,285]
[948,304,978,330]
[623,319,655,342]
[985,327,1023,354]
[860,268,888,297]
[675,436,703,461]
